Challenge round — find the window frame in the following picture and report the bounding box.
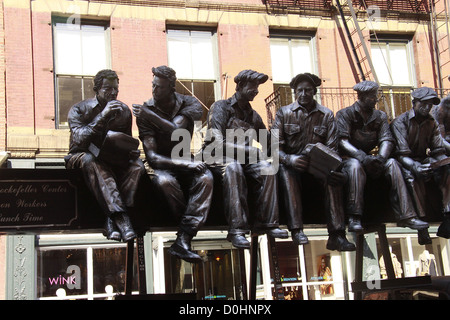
[51,16,111,129]
[268,31,318,106]
[166,25,221,121]
[370,36,416,118]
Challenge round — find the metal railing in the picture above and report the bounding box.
[262,0,431,13]
[265,85,450,126]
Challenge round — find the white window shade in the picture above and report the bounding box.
[54,24,83,75]
[389,44,411,85]
[291,39,313,76]
[371,41,413,86]
[371,44,392,86]
[54,23,107,76]
[270,39,292,83]
[270,37,314,83]
[81,25,108,75]
[167,30,215,80]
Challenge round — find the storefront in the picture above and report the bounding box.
[17,224,448,300]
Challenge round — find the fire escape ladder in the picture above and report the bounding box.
[430,0,450,92]
[335,0,379,83]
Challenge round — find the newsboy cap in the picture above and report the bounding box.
[289,73,322,89]
[411,87,440,105]
[353,80,379,92]
[234,70,268,85]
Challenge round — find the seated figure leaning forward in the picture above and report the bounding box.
[271,73,355,251]
[202,69,288,249]
[432,95,450,155]
[66,69,145,242]
[390,87,450,240]
[336,81,429,243]
[133,65,213,263]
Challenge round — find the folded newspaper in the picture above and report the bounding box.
[89,131,140,167]
[306,143,343,180]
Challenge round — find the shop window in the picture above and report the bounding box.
[164,247,246,300]
[37,243,138,300]
[378,235,446,279]
[269,34,316,107]
[52,18,110,128]
[275,241,303,300]
[272,238,346,300]
[167,28,219,124]
[302,239,345,300]
[370,38,415,118]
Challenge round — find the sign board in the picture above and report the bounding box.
[0,180,78,229]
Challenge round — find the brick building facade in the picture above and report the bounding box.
[1,0,450,300]
[1,0,449,161]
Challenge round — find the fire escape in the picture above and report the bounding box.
[430,0,450,93]
[263,0,447,124]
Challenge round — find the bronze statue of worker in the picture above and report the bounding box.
[133,65,213,263]
[66,69,145,242]
[203,69,288,249]
[432,95,450,155]
[271,73,355,251]
[336,81,429,242]
[391,87,450,239]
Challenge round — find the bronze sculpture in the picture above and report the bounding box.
[432,96,450,155]
[133,65,213,263]
[391,87,450,239]
[203,69,288,249]
[271,73,355,251]
[66,69,145,242]
[336,81,429,241]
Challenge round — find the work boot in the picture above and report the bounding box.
[437,213,450,239]
[291,229,309,245]
[397,217,429,230]
[326,232,356,252]
[103,217,121,241]
[227,233,251,249]
[348,215,363,232]
[112,212,136,242]
[169,231,202,263]
[418,228,432,245]
[266,227,289,239]
[254,227,289,239]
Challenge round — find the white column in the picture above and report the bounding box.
[259,235,273,300]
[330,253,344,299]
[152,236,166,294]
[87,246,94,299]
[440,238,450,275]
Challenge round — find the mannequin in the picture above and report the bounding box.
[379,246,403,279]
[418,249,438,276]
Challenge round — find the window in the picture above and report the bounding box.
[37,242,138,300]
[167,28,219,124]
[269,34,316,107]
[53,18,110,128]
[164,246,246,300]
[371,38,415,117]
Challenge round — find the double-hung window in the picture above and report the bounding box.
[269,34,316,108]
[53,18,110,128]
[167,28,219,124]
[371,37,416,118]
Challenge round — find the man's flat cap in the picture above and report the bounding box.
[412,87,440,105]
[234,70,268,85]
[353,80,379,92]
[290,73,322,89]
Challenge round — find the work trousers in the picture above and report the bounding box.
[66,152,145,217]
[278,164,346,233]
[209,160,280,235]
[400,158,450,217]
[151,169,213,236]
[341,158,417,221]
